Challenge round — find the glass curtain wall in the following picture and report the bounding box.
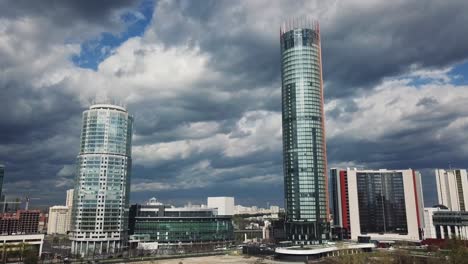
[356,172,407,234]
[281,23,329,244]
[70,105,133,256]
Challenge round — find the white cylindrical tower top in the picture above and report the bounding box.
[90,104,127,112]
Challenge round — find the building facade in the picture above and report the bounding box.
[66,189,74,208]
[423,205,449,239]
[432,211,468,239]
[0,210,40,235]
[129,198,233,249]
[280,20,329,244]
[70,104,133,256]
[47,206,69,235]
[435,169,468,211]
[0,234,45,258]
[38,212,48,233]
[207,197,234,216]
[66,189,74,233]
[331,169,424,242]
[329,168,341,227]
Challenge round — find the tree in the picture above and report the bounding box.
[23,248,38,264]
[444,238,468,264]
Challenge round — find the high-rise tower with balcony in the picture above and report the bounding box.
[70,104,133,256]
[280,20,329,244]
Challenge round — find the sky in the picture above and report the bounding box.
[1,0,468,209]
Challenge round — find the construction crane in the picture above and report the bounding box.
[0,200,21,213]
[24,196,40,210]
[0,196,41,213]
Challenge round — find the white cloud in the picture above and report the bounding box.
[132,110,281,166]
[57,165,75,177]
[325,73,468,165]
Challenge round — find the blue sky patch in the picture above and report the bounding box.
[71,0,154,70]
[448,61,468,85]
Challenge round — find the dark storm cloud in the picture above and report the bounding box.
[416,97,438,107]
[327,99,468,206]
[323,0,468,97]
[130,87,279,142]
[131,179,283,207]
[0,81,82,145]
[0,0,139,28]
[0,0,140,206]
[0,79,82,206]
[149,0,468,98]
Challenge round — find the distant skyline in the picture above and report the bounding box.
[1,0,468,208]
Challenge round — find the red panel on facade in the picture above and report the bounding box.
[339,170,349,230]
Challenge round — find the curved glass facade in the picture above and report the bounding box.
[71,104,133,256]
[281,26,329,244]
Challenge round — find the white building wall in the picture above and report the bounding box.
[415,171,425,228]
[461,170,468,210]
[348,169,421,242]
[448,171,460,211]
[47,206,69,235]
[66,189,74,208]
[66,189,74,232]
[423,207,449,239]
[207,197,234,216]
[435,170,446,208]
[435,169,468,211]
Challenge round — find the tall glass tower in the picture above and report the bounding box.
[70,104,133,256]
[280,20,329,244]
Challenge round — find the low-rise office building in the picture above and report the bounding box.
[423,205,449,239]
[432,210,468,239]
[129,198,234,250]
[207,197,234,216]
[0,234,45,258]
[330,168,424,242]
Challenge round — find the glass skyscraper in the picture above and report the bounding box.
[280,20,329,244]
[70,104,133,256]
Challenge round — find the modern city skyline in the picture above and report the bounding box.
[70,104,133,256]
[280,20,329,244]
[1,0,468,222]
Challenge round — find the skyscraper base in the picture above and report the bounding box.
[286,221,330,245]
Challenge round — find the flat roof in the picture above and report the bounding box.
[275,243,375,255]
[0,234,45,240]
[140,207,215,212]
[90,104,126,112]
[348,168,413,172]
